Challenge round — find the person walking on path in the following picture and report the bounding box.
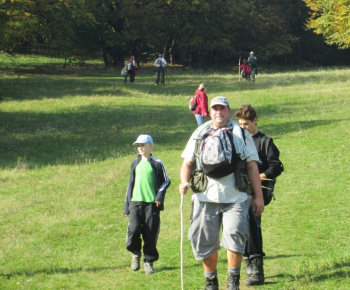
[193,83,209,127]
[235,104,284,286]
[179,97,264,290]
[154,54,167,85]
[124,134,171,275]
[247,51,258,82]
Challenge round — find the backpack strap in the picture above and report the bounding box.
[260,135,270,156]
[240,126,246,145]
[192,122,211,170]
[259,134,284,175]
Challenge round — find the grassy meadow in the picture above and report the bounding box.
[0,55,350,289]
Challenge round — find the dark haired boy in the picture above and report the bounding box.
[235,104,284,286]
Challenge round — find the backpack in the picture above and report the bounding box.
[200,128,239,179]
[190,122,251,192]
[155,58,162,67]
[189,94,200,111]
[127,61,133,71]
[259,135,284,205]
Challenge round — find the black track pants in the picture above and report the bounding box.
[126,202,160,262]
[244,195,265,258]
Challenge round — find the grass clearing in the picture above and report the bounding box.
[1,55,350,289]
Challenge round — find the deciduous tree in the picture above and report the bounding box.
[303,0,350,49]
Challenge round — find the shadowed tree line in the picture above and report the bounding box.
[1,0,350,67]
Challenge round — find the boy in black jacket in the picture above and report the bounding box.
[124,134,171,275]
[235,104,284,286]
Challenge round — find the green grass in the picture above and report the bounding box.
[1,55,350,289]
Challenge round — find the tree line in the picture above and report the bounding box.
[1,0,349,67]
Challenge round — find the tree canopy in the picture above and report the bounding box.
[303,0,350,49]
[1,0,349,66]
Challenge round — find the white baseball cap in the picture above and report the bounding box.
[210,96,230,108]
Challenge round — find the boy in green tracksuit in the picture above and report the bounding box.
[123,135,171,275]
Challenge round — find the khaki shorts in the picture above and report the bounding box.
[188,199,248,260]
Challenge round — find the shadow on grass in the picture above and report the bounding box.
[1,263,193,279]
[265,260,350,285]
[1,265,127,279]
[264,254,300,260]
[0,99,343,169]
[0,104,194,169]
[1,66,349,101]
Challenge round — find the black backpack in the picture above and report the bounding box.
[259,135,284,205]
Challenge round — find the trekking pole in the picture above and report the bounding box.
[166,68,170,84]
[180,194,185,290]
[238,57,241,81]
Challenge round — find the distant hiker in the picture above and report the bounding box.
[192,83,209,127]
[240,59,250,81]
[154,54,167,85]
[124,56,138,83]
[124,135,171,275]
[247,51,258,82]
[235,104,284,286]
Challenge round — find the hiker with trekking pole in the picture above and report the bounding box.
[179,96,264,290]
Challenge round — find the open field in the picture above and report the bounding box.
[1,55,350,289]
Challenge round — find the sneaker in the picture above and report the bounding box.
[227,273,240,290]
[131,253,141,271]
[144,261,155,275]
[205,276,219,290]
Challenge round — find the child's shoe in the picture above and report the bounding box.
[144,261,155,275]
[131,252,141,271]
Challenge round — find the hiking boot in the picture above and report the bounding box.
[244,256,252,276]
[227,273,240,290]
[245,257,264,286]
[130,252,141,271]
[205,276,219,290]
[144,261,155,275]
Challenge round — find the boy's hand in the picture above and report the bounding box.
[124,214,129,217]
[155,201,163,207]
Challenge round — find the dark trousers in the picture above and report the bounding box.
[244,195,265,258]
[155,67,165,84]
[126,202,160,262]
[124,70,135,83]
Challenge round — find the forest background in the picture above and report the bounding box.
[1,0,350,67]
